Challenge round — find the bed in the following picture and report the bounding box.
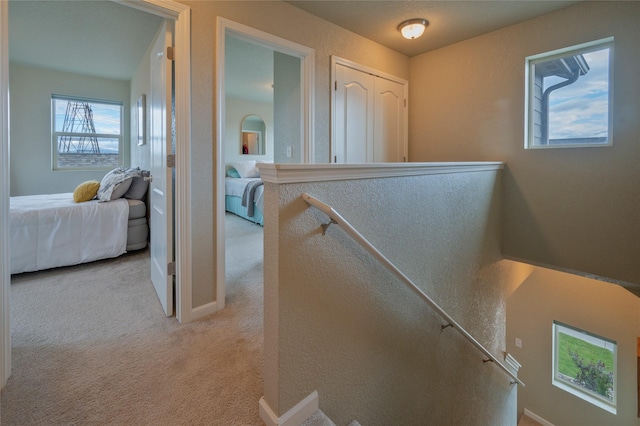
[225,160,264,225]
[10,167,150,275]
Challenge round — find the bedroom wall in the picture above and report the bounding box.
[129,25,155,173]
[178,0,409,308]
[225,96,274,165]
[9,63,130,196]
[507,267,640,425]
[408,1,640,287]
[262,165,521,423]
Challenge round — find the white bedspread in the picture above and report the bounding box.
[10,193,129,274]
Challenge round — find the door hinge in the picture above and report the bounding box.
[167,46,175,61]
[335,81,337,91]
[334,155,337,163]
[167,154,175,168]
[167,261,176,276]
[404,98,407,107]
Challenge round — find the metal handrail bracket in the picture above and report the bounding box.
[302,193,524,387]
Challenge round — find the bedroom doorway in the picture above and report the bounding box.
[0,0,193,389]
[215,18,314,308]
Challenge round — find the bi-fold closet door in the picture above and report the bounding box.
[332,58,408,164]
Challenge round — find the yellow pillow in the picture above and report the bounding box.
[73,180,100,203]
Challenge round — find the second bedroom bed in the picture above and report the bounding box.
[225,160,265,225]
[225,176,264,226]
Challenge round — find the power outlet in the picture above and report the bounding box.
[515,337,523,349]
[286,146,292,158]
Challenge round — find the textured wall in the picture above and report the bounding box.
[264,168,520,424]
[181,0,409,308]
[408,1,640,287]
[508,267,640,425]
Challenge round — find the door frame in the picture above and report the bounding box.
[0,0,193,388]
[215,17,315,308]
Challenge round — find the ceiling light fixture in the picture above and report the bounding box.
[398,19,428,40]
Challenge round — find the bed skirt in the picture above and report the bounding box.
[225,195,264,225]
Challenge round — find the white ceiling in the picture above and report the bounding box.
[8,0,581,100]
[288,1,580,57]
[8,0,163,81]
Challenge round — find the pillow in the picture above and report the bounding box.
[231,160,259,178]
[226,167,241,178]
[97,167,141,202]
[125,170,150,200]
[73,180,100,203]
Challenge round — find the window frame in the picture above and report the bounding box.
[552,320,617,414]
[51,94,124,171]
[524,37,614,150]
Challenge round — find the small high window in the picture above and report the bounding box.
[525,38,613,149]
[52,95,123,170]
[552,321,617,414]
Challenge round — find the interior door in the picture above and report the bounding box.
[149,21,174,316]
[333,63,374,163]
[374,77,406,162]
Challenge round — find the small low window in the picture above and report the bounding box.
[525,38,613,149]
[52,95,123,170]
[552,321,617,414]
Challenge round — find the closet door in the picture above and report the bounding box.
[332,59,407,164]
[334,63,374,163]
[374,77,406,162]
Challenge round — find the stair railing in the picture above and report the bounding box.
[302,193,525,387]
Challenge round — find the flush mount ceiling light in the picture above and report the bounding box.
[398,19,428,40]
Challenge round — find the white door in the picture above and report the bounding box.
[374,77,406,162]
[333,61,407,164]
[149,22,174,316]
[334,63,374,163]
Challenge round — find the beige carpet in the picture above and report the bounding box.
[1,213,264,425]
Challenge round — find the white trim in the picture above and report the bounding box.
[216,17,315,314]
[259,162,504,184]
[523,408,555,426]
[259,391,319,426]
[189,301,220,322]
[0,0,10,389]
[123,0,193,324]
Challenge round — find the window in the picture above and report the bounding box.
[552,321,617,414]
[52,95,123,170]
[525,38,613,149]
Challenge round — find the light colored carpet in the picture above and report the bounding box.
[1,213,264,425]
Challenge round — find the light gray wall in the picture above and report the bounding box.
[263,168,523,423]
[182,0,409,308]
[129,27,154,173]
[507,267,640,425]
[408,1,640,287]
[273,51,301,163]
[9,64,130,196]
[225,96,274,165]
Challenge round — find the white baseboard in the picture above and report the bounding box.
[259,391,319,426]
[187,300,220,322]
[524,408,555,426]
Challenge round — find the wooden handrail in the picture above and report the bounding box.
[302,193,524,387]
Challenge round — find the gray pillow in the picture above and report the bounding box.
[125,170,150,200]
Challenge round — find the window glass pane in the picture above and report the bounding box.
[526,39,612,149]
[52,96,123,169]
[552,321,617,413]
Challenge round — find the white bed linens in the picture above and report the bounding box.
[225,177,264,213]
[10,193,129,274]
